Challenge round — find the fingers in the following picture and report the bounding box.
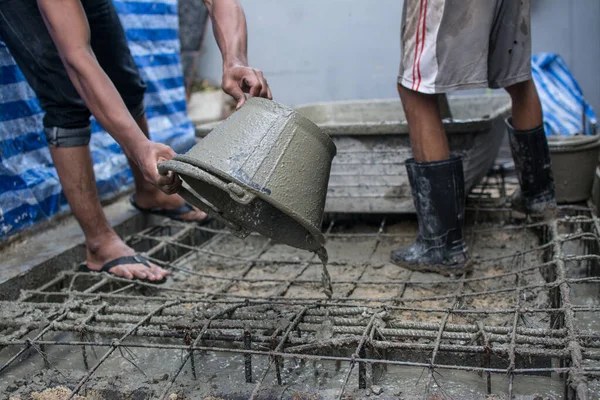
[159,144,176,161]
[146,142,180,193]
[222,80,247,110]
[266,84,273,100]
[223,67,272,109]
[244,73,263,98]
[235,95,246,110]
[135,142,176,188]
[157,170,181,194]
[256,71,270,99]
[145,166,162,188]
[247,69,271,100]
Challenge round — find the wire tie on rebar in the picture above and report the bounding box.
[111,339,120,348]
[506,364,515,375]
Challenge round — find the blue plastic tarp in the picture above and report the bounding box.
[0,0,196,240]
[532,53,598,136]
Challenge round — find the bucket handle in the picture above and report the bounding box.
[157,161,252,238]
[159,159,255,205]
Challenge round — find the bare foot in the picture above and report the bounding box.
[85,231,169,282]
[132,187,208,222]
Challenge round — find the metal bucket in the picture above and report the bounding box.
[158,98,337,252]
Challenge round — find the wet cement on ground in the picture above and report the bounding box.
[0,216,591,399]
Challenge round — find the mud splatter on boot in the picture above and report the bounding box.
[390,155,471,276]
[506,118,557,220]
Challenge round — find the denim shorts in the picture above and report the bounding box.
[0,0,146,146]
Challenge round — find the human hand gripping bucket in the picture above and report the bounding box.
[158,98,337,252]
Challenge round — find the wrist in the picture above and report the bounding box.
[122,135,151,160]
[223,56,248,70]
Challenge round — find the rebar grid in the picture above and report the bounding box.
[1,172,600,399]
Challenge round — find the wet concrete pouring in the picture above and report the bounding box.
[1,173,600,399]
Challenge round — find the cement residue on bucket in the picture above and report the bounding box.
[159,97,335,255]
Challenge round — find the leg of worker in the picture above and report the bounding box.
[397,85,449,162]
[504,80,556,216]
[394,85,468,275]
[84,0,206,221]
[0,0,167,280]
[486,0,556,217]
[50,146,167,281]
[396,72,469,276]
[396,0,449,164]
[389,0,502,275]
[506,79,543,130]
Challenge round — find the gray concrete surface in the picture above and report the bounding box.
[192,0,600,113]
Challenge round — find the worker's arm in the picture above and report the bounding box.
[36,0,180,193]
[202,0,272,108]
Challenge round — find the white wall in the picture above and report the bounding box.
[530,0,600,114]
[197,0,600,112]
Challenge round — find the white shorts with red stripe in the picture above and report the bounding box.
[398,0,532,94]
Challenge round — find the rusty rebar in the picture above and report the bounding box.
[68,300,180,399]
[1,174,599,399]
[552,220,589,399]
[338,312,377,399]
[507,233,527,400]
[249,307,308,400]
[1,337,595,374]
[159,303,242,400]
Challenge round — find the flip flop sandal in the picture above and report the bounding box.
[129,195,212,224]
[78,254,167,285]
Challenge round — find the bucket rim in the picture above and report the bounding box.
[548,134,600,153]
[548,133,600,146]
[168,156,326,249]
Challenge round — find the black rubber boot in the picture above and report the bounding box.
[506,118,557,219]
[390,155,471,276]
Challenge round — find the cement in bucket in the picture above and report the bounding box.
[158,98,337,253]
